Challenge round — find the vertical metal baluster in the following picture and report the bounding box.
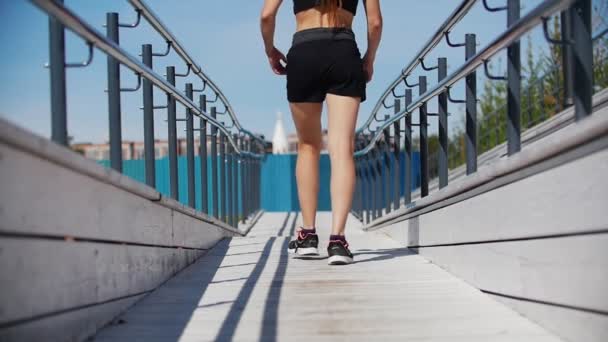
[185,83,195,208]
[404,89,413,205]
[438,58,449,188]
[364,152,371,223]
[465,33,477,174]
[355,160,362,219]
[227,137,234,226]
[248,140,253,218]
[219,130,226,222]
[237,137,244,222]
[166,66,179,200]
[540,81,546,120]
[210,107,218,219]
[242,139,249,220]
[383,122,392,214]
[561,10,573,108]
[142,44,155,187]
[371,144,379,220]
[419,76,429,197]
[392,102,401,210]
[49,0,68,146]
[507,0,521,155]
[232,134,240,226]
[106,12,122,172]
[527,85,532,128]
[571,0,592,120]
[199,95,208,215]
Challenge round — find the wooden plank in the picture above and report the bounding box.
[379,144,608,246]
[412,148,608,245]
[0,238,205,325]
[488,293,608,342]
[172,210,226,249]
[94,212,561,342]
[417,234,608,313]
[0,143,173,245]
[0,293,145,342]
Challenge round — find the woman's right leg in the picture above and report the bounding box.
[289,102,323,229]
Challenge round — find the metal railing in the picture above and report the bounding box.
[30,0,264,227]
[352,0,596,224]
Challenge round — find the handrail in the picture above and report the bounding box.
[127,0,265,148]
[355,0,478,135]
[354,0,577,157]
[30,0,263,159]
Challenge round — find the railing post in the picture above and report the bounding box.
[106,12,122,172]
[142,44,155,187]
[219,130,226,222]
[239,137,247,222]
[507,0,521,155]
[364,152,371,223]
[242,139,249,220]
[166,66,179,200]
[404,89,413,205]
[185,83,195,208]
[232,134,239,226]
[372,145,380,220]
[210,107,219,219]
[438,58,448,188]
[199,95,208,215]
[419,76,429,198]
[382,124,391,214]
[355,160,362,219]
[48,0,68,146]
[561,10,573,108]
[465,33,477,174]
[226,137,234,226]
[393,100,401,209]
[570,0,592,120]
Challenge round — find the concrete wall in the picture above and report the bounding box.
[370,108,608,342]
[0,118,254,342]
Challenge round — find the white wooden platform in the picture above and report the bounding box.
[93,212,562,342]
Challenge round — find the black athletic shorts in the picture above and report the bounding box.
[286,27,366,103]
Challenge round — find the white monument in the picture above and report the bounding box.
[272,111,289,154]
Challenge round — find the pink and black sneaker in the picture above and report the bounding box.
[288,227,319,256]
[327,235,354,265]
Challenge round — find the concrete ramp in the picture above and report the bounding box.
[94,212,561,342]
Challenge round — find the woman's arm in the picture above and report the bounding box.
[363,0,383,82]
[261,0,287,75]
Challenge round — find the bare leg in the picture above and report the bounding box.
[289,102,323,230]
[326,94,360,236]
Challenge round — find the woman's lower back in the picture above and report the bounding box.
[295,8,354,32]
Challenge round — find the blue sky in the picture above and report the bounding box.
[0,0,605,144]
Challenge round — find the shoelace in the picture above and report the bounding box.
[297,229,316,241]
[329,239,349,249]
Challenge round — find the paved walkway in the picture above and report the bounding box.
[94,212,561,342]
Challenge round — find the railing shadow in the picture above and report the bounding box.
[353,247,416,265]
[94,237,233,341]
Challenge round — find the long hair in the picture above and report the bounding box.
[319,0,344,26]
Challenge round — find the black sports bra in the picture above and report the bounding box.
[293,0,359,15]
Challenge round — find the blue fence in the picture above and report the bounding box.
[260,152,421,212]
[99,157,229,215]
[99,152,420,213]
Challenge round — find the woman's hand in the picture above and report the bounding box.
[363,53,374,83]
[266,47,287,75]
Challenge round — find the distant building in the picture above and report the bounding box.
[272,111,288,154]
[72,137,216,161]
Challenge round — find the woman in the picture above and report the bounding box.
[260,0,382,265]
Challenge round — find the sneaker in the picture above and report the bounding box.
[327,240,354,265]
[288,229,319,256]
